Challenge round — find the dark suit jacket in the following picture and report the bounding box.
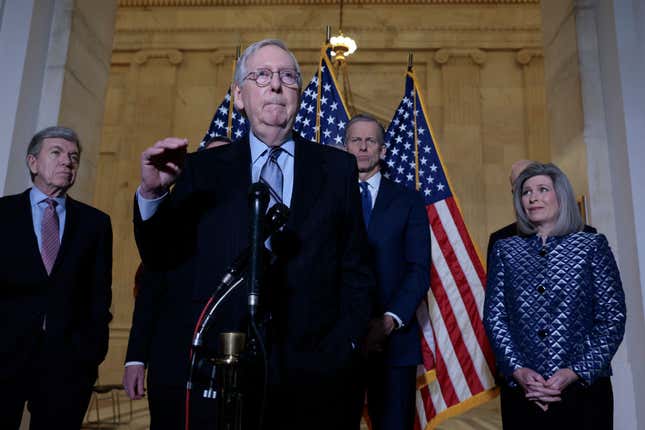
[125,266,159,366]
[132,135,373,389]
[0,189,112,381]
[486,221,598,264]
[366,177,430,366]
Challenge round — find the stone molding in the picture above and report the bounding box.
[515,48,543,65]
[119,0,539,6]
[434,48,487,65]
[133,49,184,65]
[115,24,541,34]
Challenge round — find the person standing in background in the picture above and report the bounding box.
[0,126,113,429]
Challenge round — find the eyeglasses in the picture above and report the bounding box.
[347,137,382,147]
[244,68,300,87]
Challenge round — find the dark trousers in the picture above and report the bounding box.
[500,377,614,430]
[0,332,95,430]
[351,354,417,430]
[263,378,359,430]
[148,383,219,430]
[149,377,358,430]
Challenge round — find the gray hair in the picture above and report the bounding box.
[344,113,386,147]
[513,162,583,236]
[26,126,81,179]
[233,39,301,89]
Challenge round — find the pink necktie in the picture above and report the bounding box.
[41,198,60,274]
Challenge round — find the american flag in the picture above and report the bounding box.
[384,69,497,429]
[199,88,249,149]
[293,45,350,145]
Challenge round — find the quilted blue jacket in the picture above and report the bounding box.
[484,232,626,386]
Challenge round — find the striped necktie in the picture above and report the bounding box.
[260,147,284,208]
[41,198,60,274]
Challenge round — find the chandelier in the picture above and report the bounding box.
[329,0,357,63]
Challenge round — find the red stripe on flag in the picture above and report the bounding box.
[444,197,497,371]
[420,329,435,371]
[418,378,436,425]
[432,326,460,407]
[444,197,486,284]
[430,261,485,396]
[427,203,494,381]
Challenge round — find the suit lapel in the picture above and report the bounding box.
[288,138,325,231]
[230,139,252,238]
[18,190,48,276]
[368,177,397,236]
[52,196,78,275]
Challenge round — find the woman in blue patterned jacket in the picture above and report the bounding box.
[484,162,626,429]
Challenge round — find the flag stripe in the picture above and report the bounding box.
[429,255,485,398]
[444,197,486,289]
[431,200,493,383]
[430,337,457,406]
[416,296,436,372]
[430,205,496,395]
[443,198,497,370]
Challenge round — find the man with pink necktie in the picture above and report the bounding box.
[0,126,113,430]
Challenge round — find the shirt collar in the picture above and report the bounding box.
[30,186,66,208]
[249,130,295,164]
[361,171,382,190]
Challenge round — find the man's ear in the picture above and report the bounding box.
[27,154,38,175]
[232,83,244,111]
[379,144,387,160]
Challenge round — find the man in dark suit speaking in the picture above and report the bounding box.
[131,39,372,429]
[345,114,431,430]
[0,126,113,429]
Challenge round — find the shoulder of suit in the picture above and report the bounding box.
[0,190,27,204]
[67,197,111,222]
[190,139,245,163]
[489,222,518,241]
[381,176,425,201]
[299,139,356,166]
[0,189,32,210]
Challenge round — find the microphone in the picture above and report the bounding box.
[248,183,270,318]
[216,203,290,291]
[192,201,289,348]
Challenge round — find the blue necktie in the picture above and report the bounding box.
[360,181,372,226]
[260,147,284,208]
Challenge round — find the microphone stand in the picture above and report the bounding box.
[247,182,269,318]
[245,183,269,430]
[186,184,287,430]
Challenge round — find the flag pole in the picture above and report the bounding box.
[227,46,241,139]
[315,30,329,143]
[409,52,420,190]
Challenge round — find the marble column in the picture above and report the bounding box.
[434,48,487,251]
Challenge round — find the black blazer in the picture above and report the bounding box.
[0,189,112,381]
[132,135,373,388]
[366,177,430,366]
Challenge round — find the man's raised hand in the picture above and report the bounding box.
[140,138,188,198]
